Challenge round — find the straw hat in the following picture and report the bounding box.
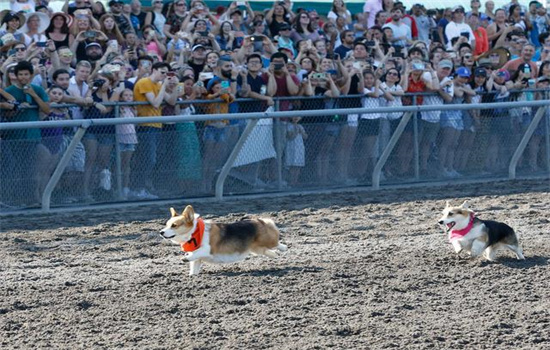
[18,11,50,34]
[0,10,26,30]
[477,47,511,69]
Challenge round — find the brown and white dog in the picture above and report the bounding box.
[438,201,524,261]
[160,205,287,275]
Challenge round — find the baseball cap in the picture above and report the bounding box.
[85,42,102,50]
[452,5,465,12]
[474,68,487,77]
[108,0,123,6]
[279,23,291,31]
[192,44,206,51]
[439,59,453,69]
[456,67,471,77]
[496,69,510,81]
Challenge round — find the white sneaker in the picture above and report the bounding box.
[136,189,158,200]
[99,169,112,191]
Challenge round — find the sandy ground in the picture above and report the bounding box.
[1,180,549,349]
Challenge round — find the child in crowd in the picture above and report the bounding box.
[116,89,138,200]
[202,78,234,193]
[284,116,307,186]
[36,85,70,203]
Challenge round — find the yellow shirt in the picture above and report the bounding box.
[134,77,162,128]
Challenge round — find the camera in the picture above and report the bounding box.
[412,62,425,71]
[36,42,47,48]
[274,63,284,70]
[311,72,327,80]
[84,30,96,38]
[199,31,209,37]
[93,79,105,88]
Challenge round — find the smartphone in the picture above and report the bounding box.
[221,81,230,89]
[84,30,96,38]
[352,61,362,70]
[412,62,425,70]
[393,52,405,59]
[523,66,531,74]
[194,81,204,88]
[312,72,327,80]
[108,40,118,50]
[236,1,245,6]
[8,49,16,56]
[36,42,47,48]
[364,40,375,47]
[461,32,470,39]
[274,63,284,70]
[199,31,209,37]
[140,60,151,68]
[199,72,214,80]
[251,35,263,42]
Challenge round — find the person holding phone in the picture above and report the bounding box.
[444,6,475,50]
[45,13,74,50]
[19,12,49,47]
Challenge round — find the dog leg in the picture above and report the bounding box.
[471,239,487,257]
[263,249,279,258]
[451,240,463,254]
[484,246,497,261]
[507,244,525,260]
[189,260,203,276]
[277,243,288,252]
[186,246,211,261]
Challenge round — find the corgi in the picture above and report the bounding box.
[159,205,287,275]
[438,201,525,261]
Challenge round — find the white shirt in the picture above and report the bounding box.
[10,0,35,13]
[363,0,383,29]
[67,76,89,120]
[445,21,475,49]
[382,21,412,47]
[379,82,403,120]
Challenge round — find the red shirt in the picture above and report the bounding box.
[473,27,489,56]
[404,75,426,105]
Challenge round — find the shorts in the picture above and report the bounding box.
[419,120,440,143]
[440,111,464,130]
[203,125,228,143]
[358,118,381,136]
[462,112,475,133]
[389,117,413,135]
[324,122,342,137]
[119,143,136,152]
[84,132,115,145]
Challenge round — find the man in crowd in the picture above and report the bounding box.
[445,6,476,50]
[382,7,412,47]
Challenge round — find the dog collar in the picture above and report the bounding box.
[449,214,475,241]
[180,218,205,252]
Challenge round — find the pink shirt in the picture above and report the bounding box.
[363,0,383,29]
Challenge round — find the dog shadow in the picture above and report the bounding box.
[216,265,323,277]
[480,255,548,269]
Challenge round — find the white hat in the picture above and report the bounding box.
[18,12,50,34]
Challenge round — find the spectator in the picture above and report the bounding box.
[412,4,435,43]
[363,0,383,29]
[145,0,167,39]
[328,0,352,27]
[284,116,307,186]
[45,13,74,50]
[382,7,412,47]
[436,8,452,46]
[334,30,355,59]
[99,13,125,45]
[20,11,49,47]
[266,1,293,37]
[10,0,35,13]
[469,14,488,56]
[290,11,321,44]
[82,71,123,201]
[484,1,496,20]
[133,61,171,199]
[445,6,475,50]
[163,0,188,42]
[129,0,147,35]
[4,61,50,206]
[487,9,509,48]
[0,10,26,49]
[502,43,538,77]
[117,88,138,200]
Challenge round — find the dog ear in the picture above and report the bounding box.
[182,205,195,222]
[460,200,469,209]
[170,207,178,217]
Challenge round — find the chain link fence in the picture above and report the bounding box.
[0,92,549,212]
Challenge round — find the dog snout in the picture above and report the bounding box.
[159,230,165,237]
[438,220,444,225]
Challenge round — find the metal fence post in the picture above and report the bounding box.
[412,95,420,180]
[273,98,283,188]
[41,125,88,211]
[545,91,550,174]
[113,104,123,199]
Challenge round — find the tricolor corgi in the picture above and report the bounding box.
[160,205,287,275]
[438,201,524,261]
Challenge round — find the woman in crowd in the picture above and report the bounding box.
[145,0,167,40]
[116,89,138,200]
[163,0,188,42]
[99,13,125,45]
[82,72,123,201]
[0,11,26,51]
[142,24,167,61]
[327,0,352,26]
[266,2,293,37]
[45,13,74,50]
[216,21,236,51]
[291,11,321,44]
[20,12,49,47]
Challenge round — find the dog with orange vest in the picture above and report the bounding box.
[160,205,287,275]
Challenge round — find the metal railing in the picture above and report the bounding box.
[0,92,549,212]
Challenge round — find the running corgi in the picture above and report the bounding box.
[438,201,524,261]
[160,205,287,275]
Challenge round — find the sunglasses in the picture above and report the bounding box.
[15,47,26,51]
[175,2,185,6]
[387,72,399,76]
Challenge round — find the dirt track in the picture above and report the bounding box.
[1,180,549,349]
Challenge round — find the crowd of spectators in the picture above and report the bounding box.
[0,0,549,206]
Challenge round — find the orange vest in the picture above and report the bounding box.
[180,218,205,252]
